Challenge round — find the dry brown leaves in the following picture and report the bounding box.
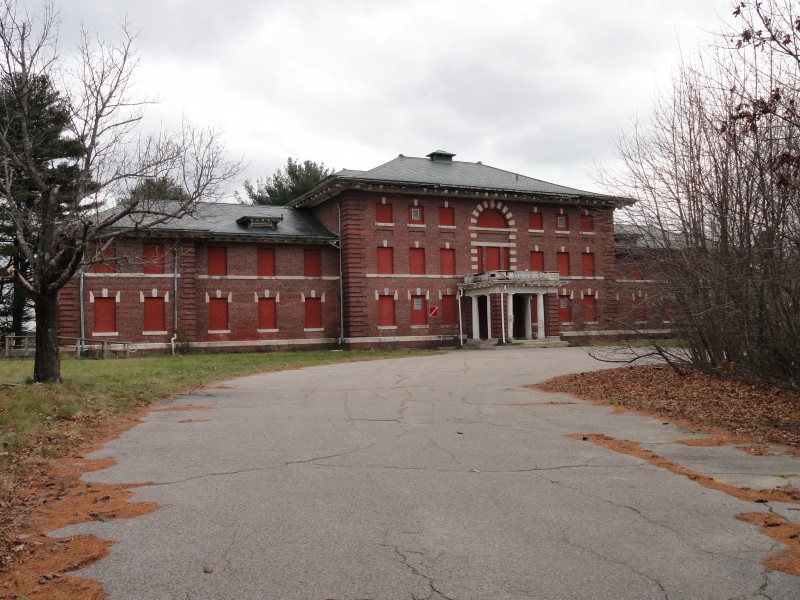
[536,365,800,448]
[0,408,157,599]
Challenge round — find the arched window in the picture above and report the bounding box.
[476,209,507,229]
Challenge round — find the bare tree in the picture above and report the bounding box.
[599,3,800,388]
[0,1,242,382]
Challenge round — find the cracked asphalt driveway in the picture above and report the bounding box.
[57,348,800,599]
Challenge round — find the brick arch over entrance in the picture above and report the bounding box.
[470,200,517,272]
[470,200,516,228]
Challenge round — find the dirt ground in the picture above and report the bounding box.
[0,407,161,599]
[2,364,800,597]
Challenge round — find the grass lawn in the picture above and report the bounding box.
[0,349,431,464]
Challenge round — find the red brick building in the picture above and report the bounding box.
[59,150,654,352]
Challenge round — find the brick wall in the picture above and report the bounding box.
[59,237,340,349]
[314,190,618,342]
[56,193,636,352]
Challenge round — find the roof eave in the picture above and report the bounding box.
[107,227,338,245]
[291,176,633,208]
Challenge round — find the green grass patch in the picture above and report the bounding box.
[0,349,431,463]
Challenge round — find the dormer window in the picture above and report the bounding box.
[237,215,283,229]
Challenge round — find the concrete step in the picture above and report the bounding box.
[462,337,569,350]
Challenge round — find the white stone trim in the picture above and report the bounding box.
[197,275,340,281]
[89,290,120,303]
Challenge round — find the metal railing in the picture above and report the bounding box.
[3,334,133,359]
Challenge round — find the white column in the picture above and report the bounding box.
[506,293,514,340]
[524,295,532,339]
[485,294,493,339]
[471,295,480,340]
[536,293,546,340]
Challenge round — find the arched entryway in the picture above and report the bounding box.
[470,201,516,274]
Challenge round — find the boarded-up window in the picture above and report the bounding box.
[258,297,277,329]
[557,252,570,276]
[662,297,673,322]
[258,248,276,276]
[94,298,116,332]
[633,296,647,321]
[441,295,457,325]
[439,206,455,226]
[583,296,596,323]
[485,247,501,271]
[581,253,595,277]
[530,251,544,271]
[479,247,508,272]
[378,295,395,327]
[144,297,166,332]
[409,248,425,275]
[440,248,455,275]
[208,298,228,331]
[305,297,323,329]
[408,206,424,224]
[556,214,569,231]
[377,247,394,274]
[476,209,506,229]
[376,203,393,224]
[304,249,322,277]
[143,243,165,274]
[580,214,594,233]
[207,247,227,276]
[93,245,116,273]
[411,295,427,326]
[558,296,572,323]
[529,212,543,230]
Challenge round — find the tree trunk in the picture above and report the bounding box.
[33,291,61,383]
[11,282,26,342]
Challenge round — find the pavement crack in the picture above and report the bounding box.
[562,533,669,599]
[286,434,406,466]
[729,564,775,599]
[543,477,750,563]
[427,438,472,471]
[312,464,463,472]
[482,463,629,473]
[146,436,407,485]
[147,466,282,486]
[379,543,455,600]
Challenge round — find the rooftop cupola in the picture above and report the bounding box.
[426,150,456,163]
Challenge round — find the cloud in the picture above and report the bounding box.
[27,0,728,193]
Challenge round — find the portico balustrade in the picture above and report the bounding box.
[458,270,561,342]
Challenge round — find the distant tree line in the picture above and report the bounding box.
[239,158,332,206]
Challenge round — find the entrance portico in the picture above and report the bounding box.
[460,271,560,342]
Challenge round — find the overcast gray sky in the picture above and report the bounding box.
[45,0,730,196]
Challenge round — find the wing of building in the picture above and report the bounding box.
[58,151,670,352]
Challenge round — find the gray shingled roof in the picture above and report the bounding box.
[615,223,682,249]
[110,202,337,242]
[292,152,626,207]
[340,154,606,196]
